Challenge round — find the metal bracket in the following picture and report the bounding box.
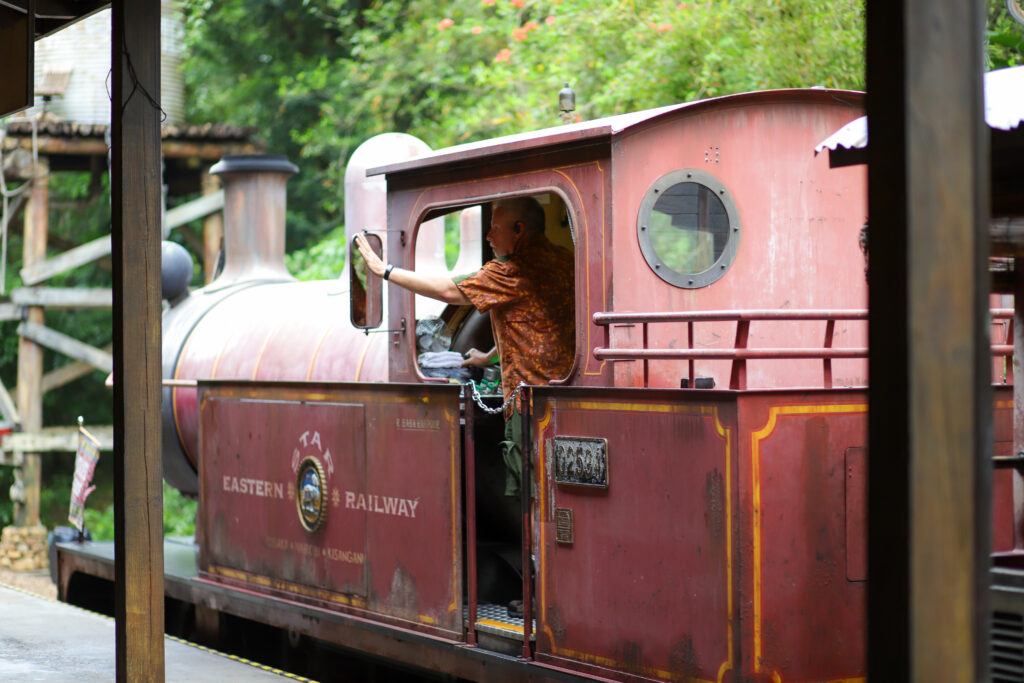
[361,317,406,346]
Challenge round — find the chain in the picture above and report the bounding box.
[469,380,526,415]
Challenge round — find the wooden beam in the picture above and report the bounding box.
[11,287,111,308]
[17,320,113,373]
[19,233,111,285]
[161,140,259,160]
[16,155,46,528]
[0,304,23,321]
[40,345,113,392]
[6,135,259,160]
[2,424,114,452]
[111,0,165,677]
[164,188,223,230]
[866,0,990,680]
[0,377,20,425]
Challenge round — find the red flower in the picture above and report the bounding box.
[510,0,524,7]
[471,25,483,34]
[494,48,512,63]
[545,15,556,25]
[437,17,454,30]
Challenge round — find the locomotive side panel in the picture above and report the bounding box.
[609,95,868,391]
[532,388,736,682]
[198,381,463,638]
[739,394,867,680]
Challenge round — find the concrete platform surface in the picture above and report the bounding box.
[0,583,305,682]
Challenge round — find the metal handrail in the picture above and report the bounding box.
[593,308,1015,390]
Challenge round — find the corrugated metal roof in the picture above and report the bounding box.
[815,65,1024,153]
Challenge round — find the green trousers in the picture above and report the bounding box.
[501,408,523,497]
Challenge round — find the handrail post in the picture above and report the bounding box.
[1006,315,1015,385]
[520,388,534,659]
[730,319,750,390]
[642,322,649,388]
[823,319,836,389]
[463,388,477,646]
[687,320,695,388]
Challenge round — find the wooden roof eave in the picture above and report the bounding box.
[0,0,111,40]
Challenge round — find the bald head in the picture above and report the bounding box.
[492,197,546,235]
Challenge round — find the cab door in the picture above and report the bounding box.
[198,380,464,639]
[530,386,736,682]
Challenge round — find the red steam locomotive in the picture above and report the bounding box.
[55,86,1016,682]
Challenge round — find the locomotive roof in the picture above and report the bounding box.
[369,88,864,182]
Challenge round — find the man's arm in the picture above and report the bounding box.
[355,233,470,305]
[461,346,498,368]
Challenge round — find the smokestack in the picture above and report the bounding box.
[208,154,298,287]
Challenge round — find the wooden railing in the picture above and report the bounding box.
[593,308,1015,390]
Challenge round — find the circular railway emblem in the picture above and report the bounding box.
[296,456,327,532]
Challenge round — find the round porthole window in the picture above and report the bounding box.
[637,169,740,288]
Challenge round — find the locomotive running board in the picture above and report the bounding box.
[462,602,535,657]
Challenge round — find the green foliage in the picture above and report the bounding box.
[989,0,1024,69]
[182,0,869,255]
[285,225,348,280]
[82,482,197,541]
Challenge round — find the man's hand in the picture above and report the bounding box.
[356,232,472,305]
[355,232,387,278]
[461,347,498,367]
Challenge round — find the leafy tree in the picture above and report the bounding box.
[184,0,871,267]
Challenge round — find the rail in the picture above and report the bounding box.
[593,308,1015,390]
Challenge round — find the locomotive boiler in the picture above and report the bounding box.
[58,86,1019,682]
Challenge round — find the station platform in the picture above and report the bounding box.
[0,581,305,682]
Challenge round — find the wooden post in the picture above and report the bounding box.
[866,0,991,680]
[15,156,48,528]
[111,0,165,679]
[201,167,223,283]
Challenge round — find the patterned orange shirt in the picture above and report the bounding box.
[456,232,575,416]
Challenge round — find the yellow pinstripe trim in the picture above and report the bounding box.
[448,402,460,615]
[209,565,368,609]
[750,403,867,678]
[250,323,280,380]
[536,398,730,682]
[305,323,335,380]
[476,618,533,634]
[553,163,607,378]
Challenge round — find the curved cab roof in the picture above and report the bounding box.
[369,87,865,183]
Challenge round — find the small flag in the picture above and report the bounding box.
[69,420,101,532]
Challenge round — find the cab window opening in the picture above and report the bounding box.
[411,193,576,390]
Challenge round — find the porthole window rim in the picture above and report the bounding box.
[636,167,741,289]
